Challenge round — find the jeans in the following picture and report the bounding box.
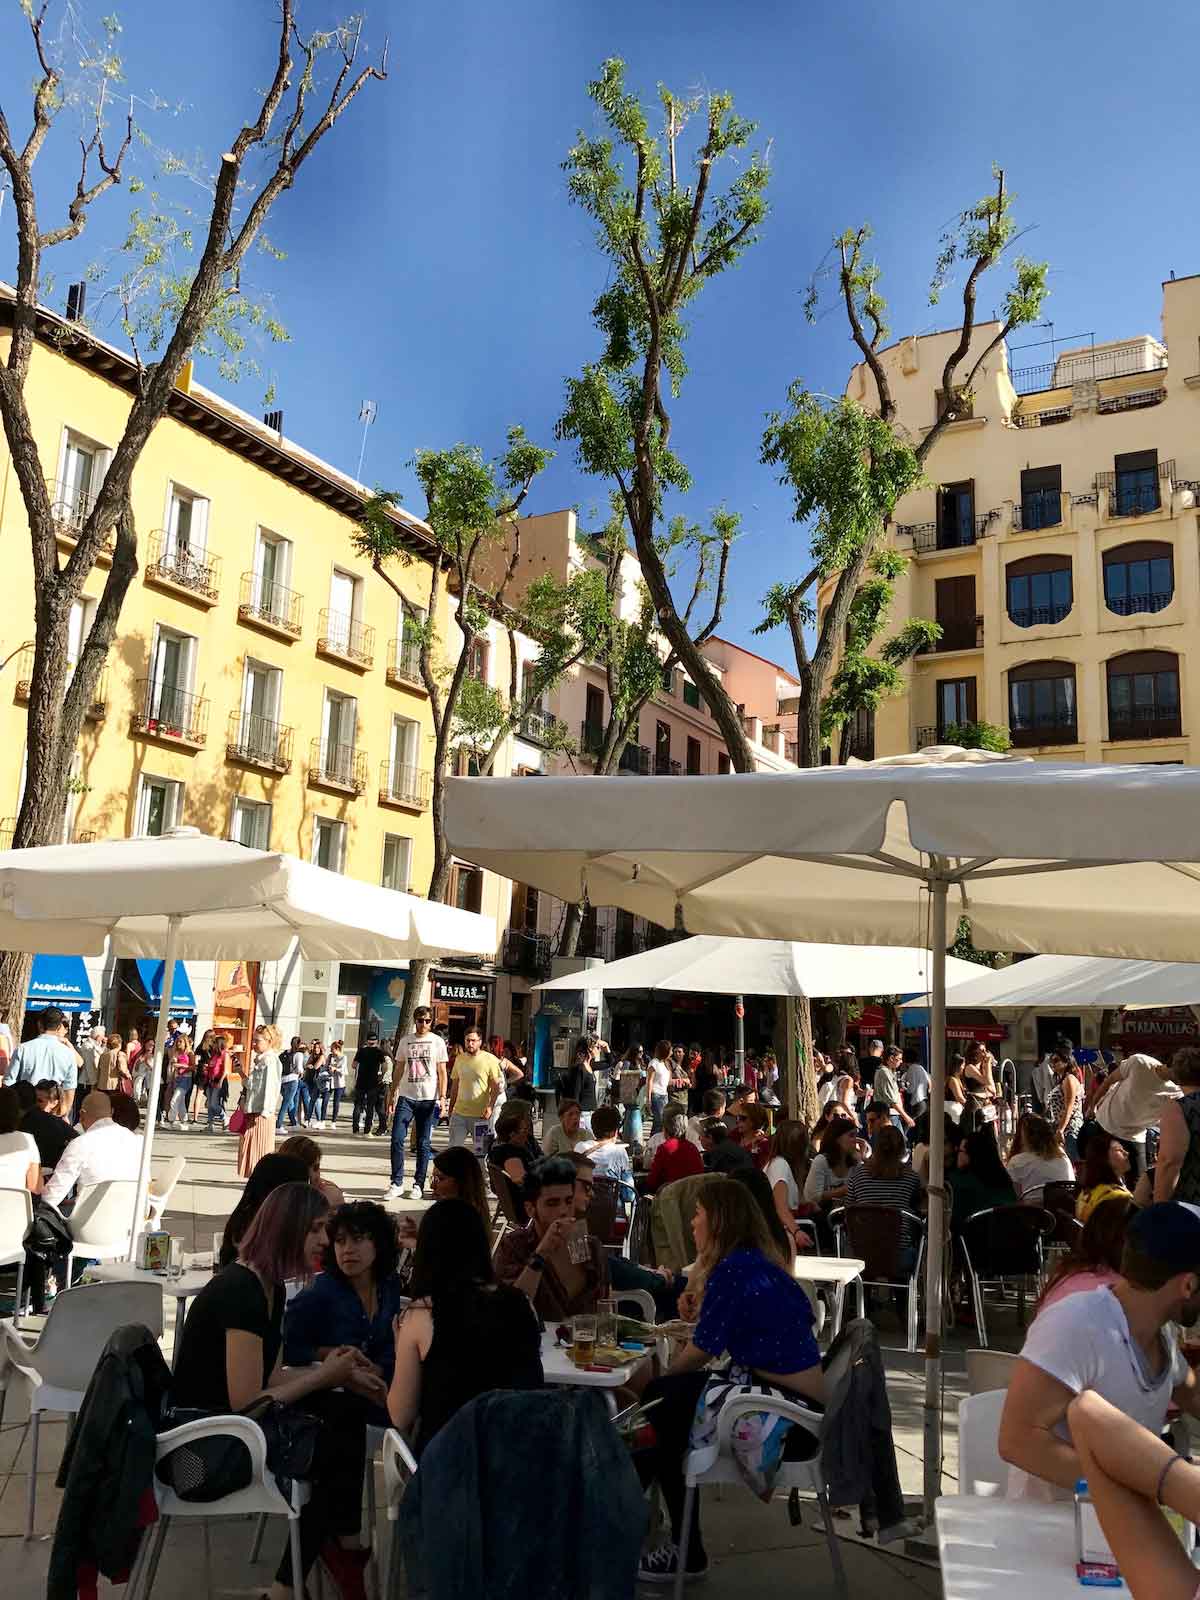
[391,1096,438,1188]
[276,1078,302,1130]
[319,1086,344,1124]
[205,1081,226,1128]
[650,1093,667,1135]
[448,1112,478,1149]
[622,1105,644,1146]
[297,1080,313,1120]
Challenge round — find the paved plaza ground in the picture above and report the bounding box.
[0,1118,1016,1597]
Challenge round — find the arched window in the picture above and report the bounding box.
[1006,555,1073,628]
[1008,660,1078,747]
[1102,542,1174,617]
[1106,650,1181,740]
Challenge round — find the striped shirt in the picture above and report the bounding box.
[844,1166,924,1243]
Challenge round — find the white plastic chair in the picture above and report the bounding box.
[128,1414,308,1600]
[613,1286,657,1324]
[0,1186,33,1323]
[673,1390,848,1600]
[146,1155,186,1226]
[964,1347,1019,1396]
[382,1427,418,1600]
[0,1278,163,1538]
[957,1389,1009,1496]
[67,1177,140,1269]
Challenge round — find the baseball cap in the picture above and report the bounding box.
[1128,1203,1200,1271]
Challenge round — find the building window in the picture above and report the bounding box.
[686,736,702,775]
[1019,465,1062,531]
[251,528,295,619]
[717,751,731,775]
[1008,661,1077,747]
[1106,650,1181,741]
[1110,450,1160,517]
[137,775,184,837]
[660,665,676,695]
[844,706,875,760]
[682,680,701,710]
[466,636,489,683]
[54,429,106,528]
[312,816,346,872]
[654,720,672,774]
[936,677,977,738]
[1006,556,1073,628]
[230,796,272,850]
[381,834,413,893]
[934,575,978,651]
[164,484,209,559]
[321,688,358,775]
[146,625,198,728]
[1103,542,1174,617]
[447,862,483,914]
[936,480,975,549]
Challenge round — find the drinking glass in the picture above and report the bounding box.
[168,1235,184,1280]
[571,1314,597,1368]
[596,1296,617,1348]
[212,1230,224,1272]
[566,1220,590,1266]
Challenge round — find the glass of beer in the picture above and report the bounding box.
[571,1314,597,1367]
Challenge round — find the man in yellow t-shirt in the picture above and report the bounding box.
[448,1026,504,1148]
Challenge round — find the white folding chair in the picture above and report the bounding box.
[964,1347,1019,1396]
[957,1389,1009,1496]
[0,1278,163,1538]
[0,1186,33,1323]
[147,1155,187,1226]
[67,1178,141,1269]
[129,1414,308,1600]
[674,1391,848,1600]
[382,1427,418,1600]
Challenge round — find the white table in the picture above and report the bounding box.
[540,1328,643,1415]
[793,1255,865,1338]
[88,1261,211,1368]
[936,1494,1083,1598]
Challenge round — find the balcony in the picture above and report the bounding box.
[1096,463,1174,521]
[619,742,651,775]
[309,738,367,794]
[131,681,209,748]
[1010,344,1167,396]
[501,928,552,979]
[1108,710,1183,743]
[226,710,293,774]
[145,533,221,605]
[1013,405,1072,430]
[13,649,107,719]
[317,610,375,670]
[1106,591,1174,618]
[238,572,303,638]
[922,617,984,654]
[519,707,558,744]
[898,512,999,553]
[71,830,97,845]
[47,479,114,564]
[915,726,938,748]
[1012,491,1065,533]
[386,635,424,689]
[653,754,682,775]
[1010,718,1079,749]
[580,720,605,757]
[1008,603,1072,629]
[379,761,432,811]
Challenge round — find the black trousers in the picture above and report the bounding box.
[352,1084,386,1134]
[637,1372,709,1566]
[274,1389,369,1586]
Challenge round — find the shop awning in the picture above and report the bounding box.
[133,958,196,1012]
[27,953,94,1012]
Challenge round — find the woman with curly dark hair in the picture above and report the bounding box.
[284,1200,405,1416]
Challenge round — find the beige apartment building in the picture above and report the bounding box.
[828,273,1200,766]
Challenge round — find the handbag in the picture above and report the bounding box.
[157,1397,322,1502]
[227,1105,247,1134]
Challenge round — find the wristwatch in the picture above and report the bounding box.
[529,1252,547,1273]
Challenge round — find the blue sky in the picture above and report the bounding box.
[4,0,1200,662]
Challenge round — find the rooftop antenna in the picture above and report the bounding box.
[356,400,377,483]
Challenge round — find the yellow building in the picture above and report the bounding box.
[0,285,509,1041]
[827,273,1200,767]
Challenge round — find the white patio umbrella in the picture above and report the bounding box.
[902,951,1200,1012]
[0,829,495,1248]
[445,749,1200,1517]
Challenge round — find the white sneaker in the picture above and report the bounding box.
[404,1183,423,1200]
[383,1183,404,1201]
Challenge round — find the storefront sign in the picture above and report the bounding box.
[433,976,490,1005]
[1119,1007,1200,1046]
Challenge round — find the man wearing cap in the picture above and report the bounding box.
[999,1202,1200,1499]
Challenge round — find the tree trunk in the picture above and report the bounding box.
[393,767,455,1046]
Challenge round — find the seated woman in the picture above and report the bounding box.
[388,1198,543,1455]
[218,1152,308,1267]
[285,1200,405,1422]
[646,1106,705,1192]
[488,1103,537,1187]
[1076,1134,1133,1222]
[637,1177,824,1585]
[171,1182,381,1600]
[278,1132,346,1209]
[541,1099,584,1158]
[844,1125,925,1247]
[1036,1195,1134,1314]
[733,1102,772,1169]
[1005,1113,1074,1205]
[947,1128,1017,1229]
[762,1118,813,1249]
[428,1145,490,1229]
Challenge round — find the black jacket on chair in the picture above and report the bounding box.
[819,1317,907,1536]
[49,1322,171,1600]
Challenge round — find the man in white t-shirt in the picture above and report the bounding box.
[647,1043,672,1135]
[1088,1051,1180,1181]
[999,1202,1200,1499]
[384,1004,449,1201]
[901,1049,931,1123]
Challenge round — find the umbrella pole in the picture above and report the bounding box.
[922,875,949,1522]
[129,914,181,1260]
[733,995,745,1079]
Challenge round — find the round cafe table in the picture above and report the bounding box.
[792,1254,866,1340]
[540,1327,643,1417]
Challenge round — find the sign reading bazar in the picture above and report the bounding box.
[432,976,490,1005]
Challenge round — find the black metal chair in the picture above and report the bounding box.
[959,1204,1055,1347]
[1041,1179,1081,1250]
[828,1203,925,1352]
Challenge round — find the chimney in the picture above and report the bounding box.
[263,409,283,437]
[65,282,87,322]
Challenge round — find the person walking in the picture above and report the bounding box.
[326,1039,348,1125]
[647,1040,672,1136]
[447,1027,504,1149]
[351,1033,389,1135]
[277,1035,306,1130]
[305,1039,327,1130]
[237,1023,283,1178]
[8,1006,81,1119]
[1046,1048,1085,1161]
[384,1004,448,1201]
[205,1032,230,1132]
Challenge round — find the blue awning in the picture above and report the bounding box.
[133,959,197,1012]
[27,954,94,1012]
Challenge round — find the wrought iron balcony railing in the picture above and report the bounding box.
[47,479,114,556]
[309,738,367,793]
[1010,718,1079,749]
[1013,491,1064,532]
[226,710,293,773]
[501,928,552,978]
[387,634,423,687]
[519,707,558,743]
[131,680,209,746]
[1008,603,1072,629]
[1108,709,1182,742]
[238,571,303,636]
[580,719,605,756]
[378,761,432,810]
[317,610,375,668]
[146,533,221,602]
[1105,590,1174,617]
[653,754,682,775]
[619,742,651,775]
[13,647,107,718]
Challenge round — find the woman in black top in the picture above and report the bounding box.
[488,1103,538,1185]
[173,1182,382,1600]
[388,1198,542,1456]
